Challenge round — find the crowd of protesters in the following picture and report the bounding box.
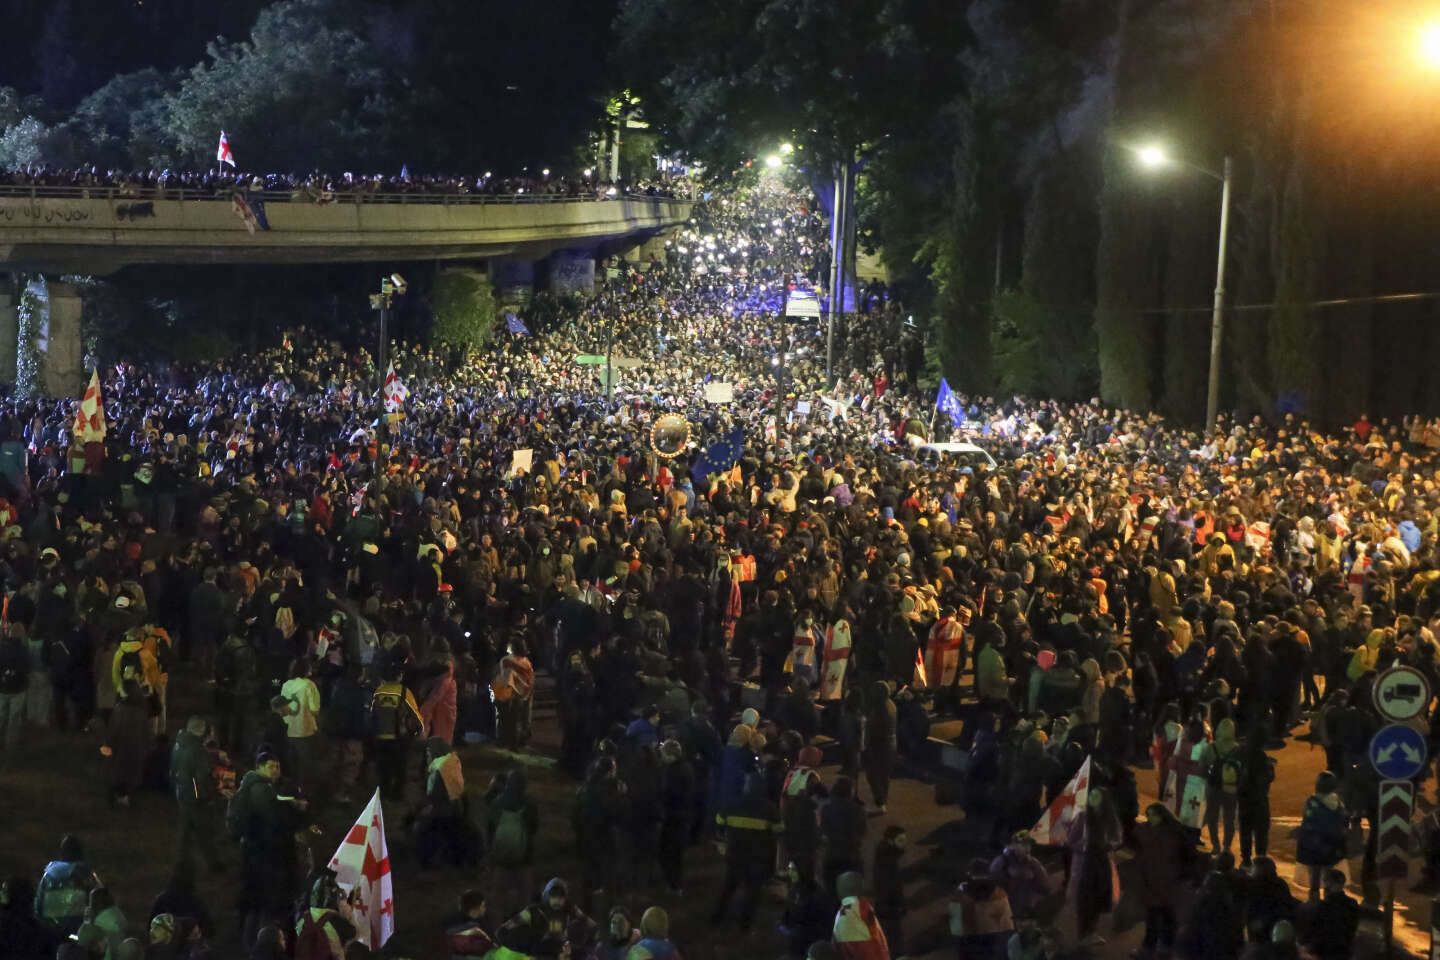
[0,165,687,202]
[0,170,1427,960]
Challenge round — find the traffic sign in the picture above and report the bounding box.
[1370,723,1428,781]
[1378,779,1415,880]
[1375,666,1433,722]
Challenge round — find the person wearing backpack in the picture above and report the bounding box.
[370,664,423,801]
[214,632,260,756]
[170,715,221,874]
[34,834,100,938]
[0,624,29,755]
[487,768,540,921]
[1204,718,1242,856]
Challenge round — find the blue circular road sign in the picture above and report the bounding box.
[1369,723,1428,781]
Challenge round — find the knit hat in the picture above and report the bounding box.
[835,870,865,900]
[741,707,759,727]
[640,905,669,939]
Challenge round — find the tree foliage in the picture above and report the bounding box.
[162,0,399,170]
[430,271,499,354]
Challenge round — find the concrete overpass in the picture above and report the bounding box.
[0,185,691,273]
[0,185,691,393]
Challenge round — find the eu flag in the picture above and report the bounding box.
[505,313,530,336]
[247,191,270,231]
[936,377,964,428]
[691,426,746,481]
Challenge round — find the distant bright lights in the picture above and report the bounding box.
[779,142,795,155]
[763,154,783,169]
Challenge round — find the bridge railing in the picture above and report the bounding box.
[0,184,684,205]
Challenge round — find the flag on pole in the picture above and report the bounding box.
[327,789,395,949]
[1030,755,1091,845]
[690,426,746,481]
[72,369,106,444]
[216,130,235,168]
[935,377,964,428]
[383,363,408,418]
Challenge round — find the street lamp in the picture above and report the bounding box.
[1134,144,1233,430]
[1136,144,1169,169]
[1420,21,1440,67]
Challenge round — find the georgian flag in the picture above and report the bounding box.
[1030,755,1091,845]
[383,363,408,415]
[72,369,106,443]
[216,130,235,168]
[328,790,395,949]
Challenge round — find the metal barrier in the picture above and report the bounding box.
[0,184,682,205]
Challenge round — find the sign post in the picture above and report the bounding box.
[1374,666,1433,723]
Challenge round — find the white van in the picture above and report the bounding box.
[915,441,998,470]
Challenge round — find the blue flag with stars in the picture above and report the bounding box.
[936,377,964,428]
[505,312,530,336]
[691,426,746,481]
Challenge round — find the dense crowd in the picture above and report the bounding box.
[0,166,687,201]
[0,172,1429,960]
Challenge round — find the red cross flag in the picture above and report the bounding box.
[72,369,106,444]
[383,362,408,418]
[216,130,235,168]
[1030,755,1091,846]
[327,789,395,949]
[1245,521,1271,553]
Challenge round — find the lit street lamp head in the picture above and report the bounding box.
[1136,144,1169,170]
[1420,22,1440,68]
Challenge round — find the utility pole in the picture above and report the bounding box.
[826,151,852,381]
[1204,155,1233,430]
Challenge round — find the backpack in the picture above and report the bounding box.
[1209,749,1243,795]
[38,868,90,926]
[226,778,253,841]
[491,805,529,867]
[371,686,421,739]
[117,647,146,687]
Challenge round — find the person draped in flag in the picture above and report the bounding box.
[819,618,852,701]
[921,603,968,708]
[832,870,891,960]
[790,611,823,687]
[1161,717,1211,831]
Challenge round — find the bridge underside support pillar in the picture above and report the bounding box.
[43,281,84,397]
[18,277,83,397]
[0,278,15,386]
[547,250,596,296]
[489,258,534,310]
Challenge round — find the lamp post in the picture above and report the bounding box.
[1135,145,1232,429]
